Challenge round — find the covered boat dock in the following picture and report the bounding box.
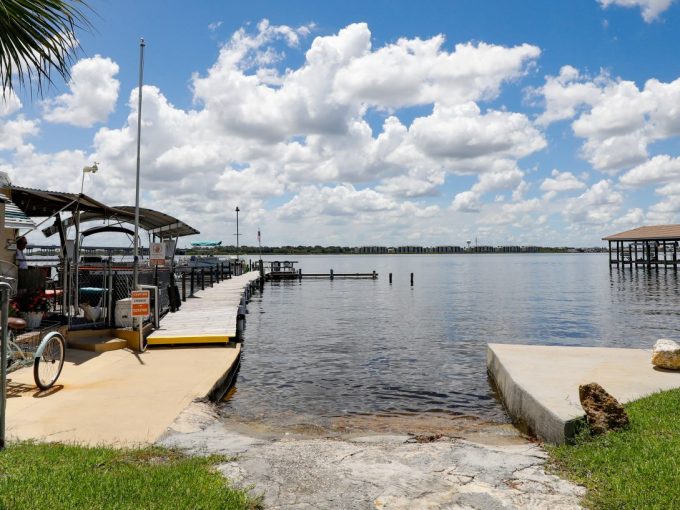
[603,225,680,268]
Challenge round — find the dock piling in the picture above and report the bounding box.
[410,272,414,286]
[389,273,392,284]
[330,269,334,281]
[190,268,195,297]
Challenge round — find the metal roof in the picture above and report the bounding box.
[58,206,199,239]
[108,206,199,238]
[602,225,680,241]
[9,186,199,239]
[9,185,129,217]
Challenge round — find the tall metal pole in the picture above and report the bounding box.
[235,206,240,261]
[133,38,145,291]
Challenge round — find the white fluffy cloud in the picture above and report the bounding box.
[536,68,680,173]
[410,102,545,161]
[333,37,540,108]
[598,0,675,22]
[43,56,120,127]
[619,155,680,187]
[564,180,623,224]
[0,92,21,117]
[540,170,586,192]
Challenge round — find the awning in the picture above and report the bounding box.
[108,206,199,238]
[43,206,199,239]
[9,185,130,217]
[2,196,36,230]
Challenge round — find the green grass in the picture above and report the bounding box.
[0,442,259,510]
[549,388,680,509]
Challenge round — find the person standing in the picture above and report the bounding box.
[15,236,28,269]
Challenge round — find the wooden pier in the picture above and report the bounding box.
[300,271,378,279]
[263,261,377,280]
[147,272,261,345]
[603,225,680,269]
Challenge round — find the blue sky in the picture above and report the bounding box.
[3,0,680,247]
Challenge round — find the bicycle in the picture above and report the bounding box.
[6,317,66,390]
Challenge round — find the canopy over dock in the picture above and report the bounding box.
[603,225,680,268]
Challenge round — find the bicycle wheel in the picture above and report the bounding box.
[33,332,65,390]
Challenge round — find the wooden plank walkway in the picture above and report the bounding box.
[148,272,261,345]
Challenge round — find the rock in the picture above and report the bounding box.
[579,383,629,435]
[652,338,680,370]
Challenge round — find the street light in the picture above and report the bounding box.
[80,162,98,194]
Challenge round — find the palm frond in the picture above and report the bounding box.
[0,0,93,98]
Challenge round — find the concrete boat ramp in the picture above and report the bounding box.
[488,343,680,444]
[5,272,261,445]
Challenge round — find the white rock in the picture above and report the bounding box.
[652,339,680,370]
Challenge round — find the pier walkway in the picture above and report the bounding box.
[148,273,261,345]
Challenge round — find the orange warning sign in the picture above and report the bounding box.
[131,290,150,317]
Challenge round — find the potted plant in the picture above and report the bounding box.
[12,288,50,329]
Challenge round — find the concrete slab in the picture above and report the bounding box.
[5,343,240,445]
[487,343,680,444]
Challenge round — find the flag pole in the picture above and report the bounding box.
[133,38,145,291]
[133,38,145,350]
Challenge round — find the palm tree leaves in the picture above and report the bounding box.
[0,0,93,97]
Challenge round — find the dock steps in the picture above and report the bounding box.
[68,330,128,353]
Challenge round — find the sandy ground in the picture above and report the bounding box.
[158,403,584,510]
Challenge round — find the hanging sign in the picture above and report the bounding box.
[150,242,166,265]
[131,290,150,317]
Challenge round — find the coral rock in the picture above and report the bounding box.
[652,338,680,370]
[579,382,629,435]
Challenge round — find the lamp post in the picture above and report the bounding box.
[80,162,98,195]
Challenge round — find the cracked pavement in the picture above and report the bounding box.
[158,403,584,509]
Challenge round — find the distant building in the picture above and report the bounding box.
[396,245,425,254]
[356,246,388,254]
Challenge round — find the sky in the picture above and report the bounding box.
[2,0,680,248]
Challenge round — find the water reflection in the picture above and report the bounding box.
[221,254,680,426]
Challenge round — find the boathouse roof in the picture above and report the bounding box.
[9,185,125,216]
[603,225,680,241]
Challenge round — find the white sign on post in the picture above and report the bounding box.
[150,242,166,266]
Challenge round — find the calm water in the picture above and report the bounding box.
[221,254,680,426]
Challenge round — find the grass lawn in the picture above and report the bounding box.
[549,388,680,509]
[0,442,259,510]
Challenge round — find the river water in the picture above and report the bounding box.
[220,254,680,430]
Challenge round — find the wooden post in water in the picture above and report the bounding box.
[663,241,667,269]
[389,273,392,284]
[298,268,302,280]
[372,270,376,279]
[410,272,414,286]
[330,269,334,280]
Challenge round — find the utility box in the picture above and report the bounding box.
[115,298,133,328]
